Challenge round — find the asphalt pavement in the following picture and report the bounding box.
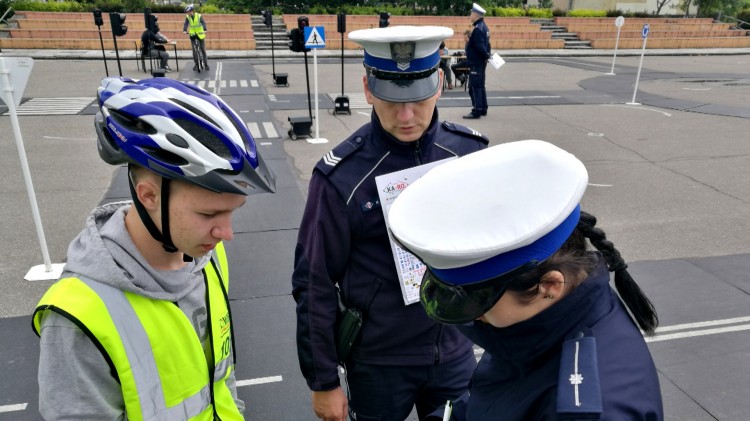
[0,48,749,420]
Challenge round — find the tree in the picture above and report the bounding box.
[654,0,672,15]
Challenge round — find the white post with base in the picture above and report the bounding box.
[0,57,65,281]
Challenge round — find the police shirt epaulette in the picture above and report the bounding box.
[314,135,366,176]
[442,121,489,145]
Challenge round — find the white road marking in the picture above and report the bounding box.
[246,122,261,139]
[263,122,278,138]
[0,403,27,413]
[236,375,283,387]
[251,80,259,87]
[646,323,750,343]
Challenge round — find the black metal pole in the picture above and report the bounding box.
[341,32,344,96]
[303,50,312,121]
[270,22,276,78]
[98,26,109,77]
[112,35,123,77]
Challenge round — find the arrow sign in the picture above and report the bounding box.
[304,26,326,49]
[642,23,650,38]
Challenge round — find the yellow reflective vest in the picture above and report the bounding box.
[33,242,243,421]
[187,13,206,40]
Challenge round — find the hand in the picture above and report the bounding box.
[312,387,348,421]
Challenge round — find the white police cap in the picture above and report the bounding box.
[471,3,487,15]
[388,140,588,286]
[348,26,453,103]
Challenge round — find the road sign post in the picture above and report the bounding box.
[627,23,649,105]
[304,26,328,144]
[0,57,65,281]
[607,16,625,75]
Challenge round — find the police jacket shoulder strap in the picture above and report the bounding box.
[556,329,603,420]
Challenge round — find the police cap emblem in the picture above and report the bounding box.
[390,42,415,71]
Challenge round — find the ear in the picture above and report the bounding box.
[538,270,566,299]
[363,75,375,105]
[134,175,161,212]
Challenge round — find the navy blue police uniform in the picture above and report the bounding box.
[292,111,487,419]
[426,258,663,421]
[466,17,491,117]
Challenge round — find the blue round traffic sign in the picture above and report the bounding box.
[642,23,650,38]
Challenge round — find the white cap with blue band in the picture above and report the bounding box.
[348,26,454,103]
[387,140,589,323]
[471,3,487,14]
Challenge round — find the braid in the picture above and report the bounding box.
[578,211,659,334]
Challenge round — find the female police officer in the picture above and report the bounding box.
[387,140,664,420]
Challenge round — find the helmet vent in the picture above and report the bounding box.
[109,109,157,135]
[173,118,232,160]
[170,98,219,128]
[166,133,189,148]
[141,146,189,167]
[221,108,253,154]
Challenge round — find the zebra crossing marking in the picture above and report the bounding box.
[2,97,95,116]
[246,121,279,139]
[326,93,369,109]
[179,79,256,90]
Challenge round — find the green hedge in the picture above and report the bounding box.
[567,9,608,17]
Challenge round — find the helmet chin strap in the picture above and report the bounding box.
[127,167,194,262]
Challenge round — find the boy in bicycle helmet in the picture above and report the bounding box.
[33,77,275,420]
[183,4,209,71]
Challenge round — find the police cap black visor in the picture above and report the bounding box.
[419,262,538,325]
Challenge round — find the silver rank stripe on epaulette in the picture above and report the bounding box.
[323,151,341,167]
[569,341,584,407]
[470,128,482,138]
[556,335,602,415]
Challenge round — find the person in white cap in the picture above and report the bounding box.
[388,140,664,420]
[292,25,488,421]
[464,3,491,119]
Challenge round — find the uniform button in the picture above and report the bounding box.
[355,137,362,143]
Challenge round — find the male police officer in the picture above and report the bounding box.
[292,26,487,421]
[464,3,491,119]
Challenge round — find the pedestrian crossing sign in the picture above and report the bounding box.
[304,26,326,49]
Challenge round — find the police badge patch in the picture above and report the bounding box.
[390,42,415,71]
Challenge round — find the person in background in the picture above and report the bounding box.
[388,140,664,420]
[292,25,487,421]
[33,77,276,420]
[183,4,209,71]
[451,30,472,88]
[439,41,453,90]
[141,23,171,72]
[464,3,491,119]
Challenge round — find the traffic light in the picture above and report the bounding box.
[298,16,309,30]
[288,28,302,52]
[109,12,127,37]
[379,12,390,28]
[93,9,103,27]
[262,10,272,27]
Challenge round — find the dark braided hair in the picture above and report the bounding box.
[577,211,658,334]
[506,211,659,335]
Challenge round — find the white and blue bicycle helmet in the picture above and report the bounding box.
[184,4,194,12]
[95,76,275,255]
[95,76,274,195]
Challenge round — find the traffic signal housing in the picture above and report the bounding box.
[379,12,390,28]
[288,28,302,52]
[109,12,128,37]
[109,12,127,36]
[262,10,272,27]
[93,9,104,27]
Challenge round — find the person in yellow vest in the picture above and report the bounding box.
[32,77,276,420]
[183,4,209,71]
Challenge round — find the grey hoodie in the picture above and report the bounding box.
[36,201,244,420]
